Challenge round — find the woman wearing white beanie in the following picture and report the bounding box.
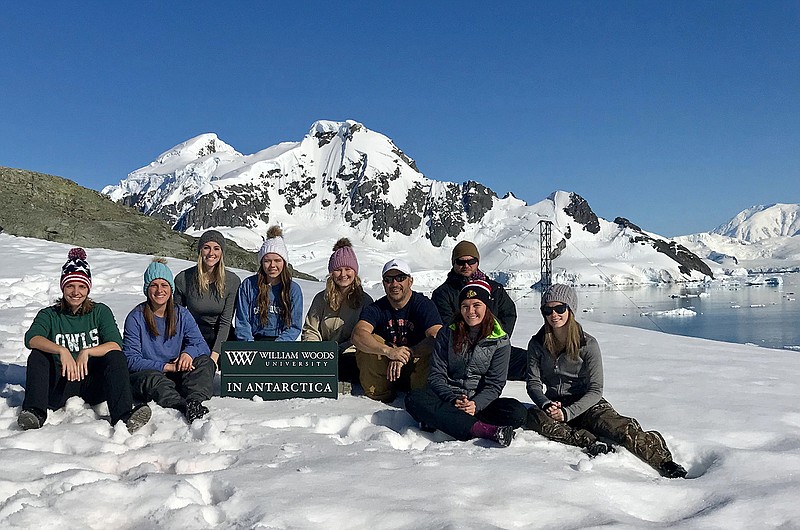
[235,226,303,341]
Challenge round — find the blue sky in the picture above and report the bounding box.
[2,1,798,237]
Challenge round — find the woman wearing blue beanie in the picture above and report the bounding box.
[123,258,214,423]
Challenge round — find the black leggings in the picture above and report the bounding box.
[22,348,134,424]
[405,387,527,440]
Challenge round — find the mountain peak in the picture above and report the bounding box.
[101,120,714,284]
[713,203,800,241]
[154,133,240,165]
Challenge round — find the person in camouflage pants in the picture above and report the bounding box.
[525,284,687,478]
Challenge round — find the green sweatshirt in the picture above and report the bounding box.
[24,303,123,360]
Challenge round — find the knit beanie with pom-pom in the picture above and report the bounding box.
[258,225,289,264]
[328,238,359,274]
[60,248,92,291]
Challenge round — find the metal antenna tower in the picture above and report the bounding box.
[539,220,553,290]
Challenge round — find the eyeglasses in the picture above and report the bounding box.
[541,303,569,316]
[382,273,409,284]
[455,257,478,266]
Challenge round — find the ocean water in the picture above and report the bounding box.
[513,273,800,351]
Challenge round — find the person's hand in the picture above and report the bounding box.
[210,351,220,370]
[387,360,404,382]
[544,401,564,421]
[454,395,476,416]
[74,349,90,381]
[175,352,194,372]
[60,348,81,381]
[385,345,412,364]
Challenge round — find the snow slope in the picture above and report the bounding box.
[1,234,799,528]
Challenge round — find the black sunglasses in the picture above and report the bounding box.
[383,273,409,284]
[455,257,478,266]
[541,303,569,316]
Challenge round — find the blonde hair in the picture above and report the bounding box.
[196,252,226,297]
[325,274,365,312]
[542,309,583,362]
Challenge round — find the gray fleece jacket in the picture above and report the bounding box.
[428,320,510,412]
[526,325,604,422]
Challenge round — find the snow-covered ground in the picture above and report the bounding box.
[1,234,799,528]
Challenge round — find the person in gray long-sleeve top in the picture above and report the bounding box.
[526,284,688,478]
[174,230,240,368]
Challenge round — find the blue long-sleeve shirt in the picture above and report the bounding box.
[123,303,210,372]
[234,276,303,341]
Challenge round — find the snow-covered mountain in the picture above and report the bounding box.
[675,204,800,271]
[103,120,714,286]
[712,203,800,241]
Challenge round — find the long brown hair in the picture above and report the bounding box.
[452,305,496,354]
[143,296,177,339]
[325,274,365,311]
[257,264,294,327]
[195,253,227,297]
[56,297,94,315]
[542,309,583,362]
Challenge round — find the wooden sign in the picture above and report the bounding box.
[220,341,338,400]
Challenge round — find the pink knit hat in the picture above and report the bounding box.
[328,238,359,274]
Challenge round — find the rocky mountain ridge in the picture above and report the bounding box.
[102,120,715,285]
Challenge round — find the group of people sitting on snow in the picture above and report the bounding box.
[17,226,688,479]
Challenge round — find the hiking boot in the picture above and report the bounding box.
[184,400,209,423]
[659,461,688,479]
[122,404,152,433]
[17,408,46,430]
[494,426,515,447]
[585,440,615,458]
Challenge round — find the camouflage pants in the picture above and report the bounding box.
[526,398,674,469]
[356,335,430,403]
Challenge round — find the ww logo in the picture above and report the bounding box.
[226,350,257,366]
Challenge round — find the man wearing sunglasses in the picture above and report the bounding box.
[352,259,442,402]
[431,241,526,380]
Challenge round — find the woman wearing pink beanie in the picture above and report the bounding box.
[302,238,373,387]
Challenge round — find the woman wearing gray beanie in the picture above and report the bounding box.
[525,284,688,478]
[174,230,241,367]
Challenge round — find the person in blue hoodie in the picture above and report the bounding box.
[123,258,213,423]
[235,226,303,341]
[405,280,526,447]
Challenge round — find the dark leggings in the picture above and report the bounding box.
[406,387,527,441]
[22,348,134,424]
[129,355,215,410]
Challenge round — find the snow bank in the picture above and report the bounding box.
[1,234,799,528]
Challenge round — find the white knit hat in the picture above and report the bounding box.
[258,225,288,263]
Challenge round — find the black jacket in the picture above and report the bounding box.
[431,270,517,335]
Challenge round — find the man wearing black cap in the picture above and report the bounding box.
[431,240,526,380]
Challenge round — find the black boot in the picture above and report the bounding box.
[17,408,47,430]
[184,400,209,423]
[659,460,688,479]
[120,404,152,433]
[585,440,615,458]
[494,425,516,447]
